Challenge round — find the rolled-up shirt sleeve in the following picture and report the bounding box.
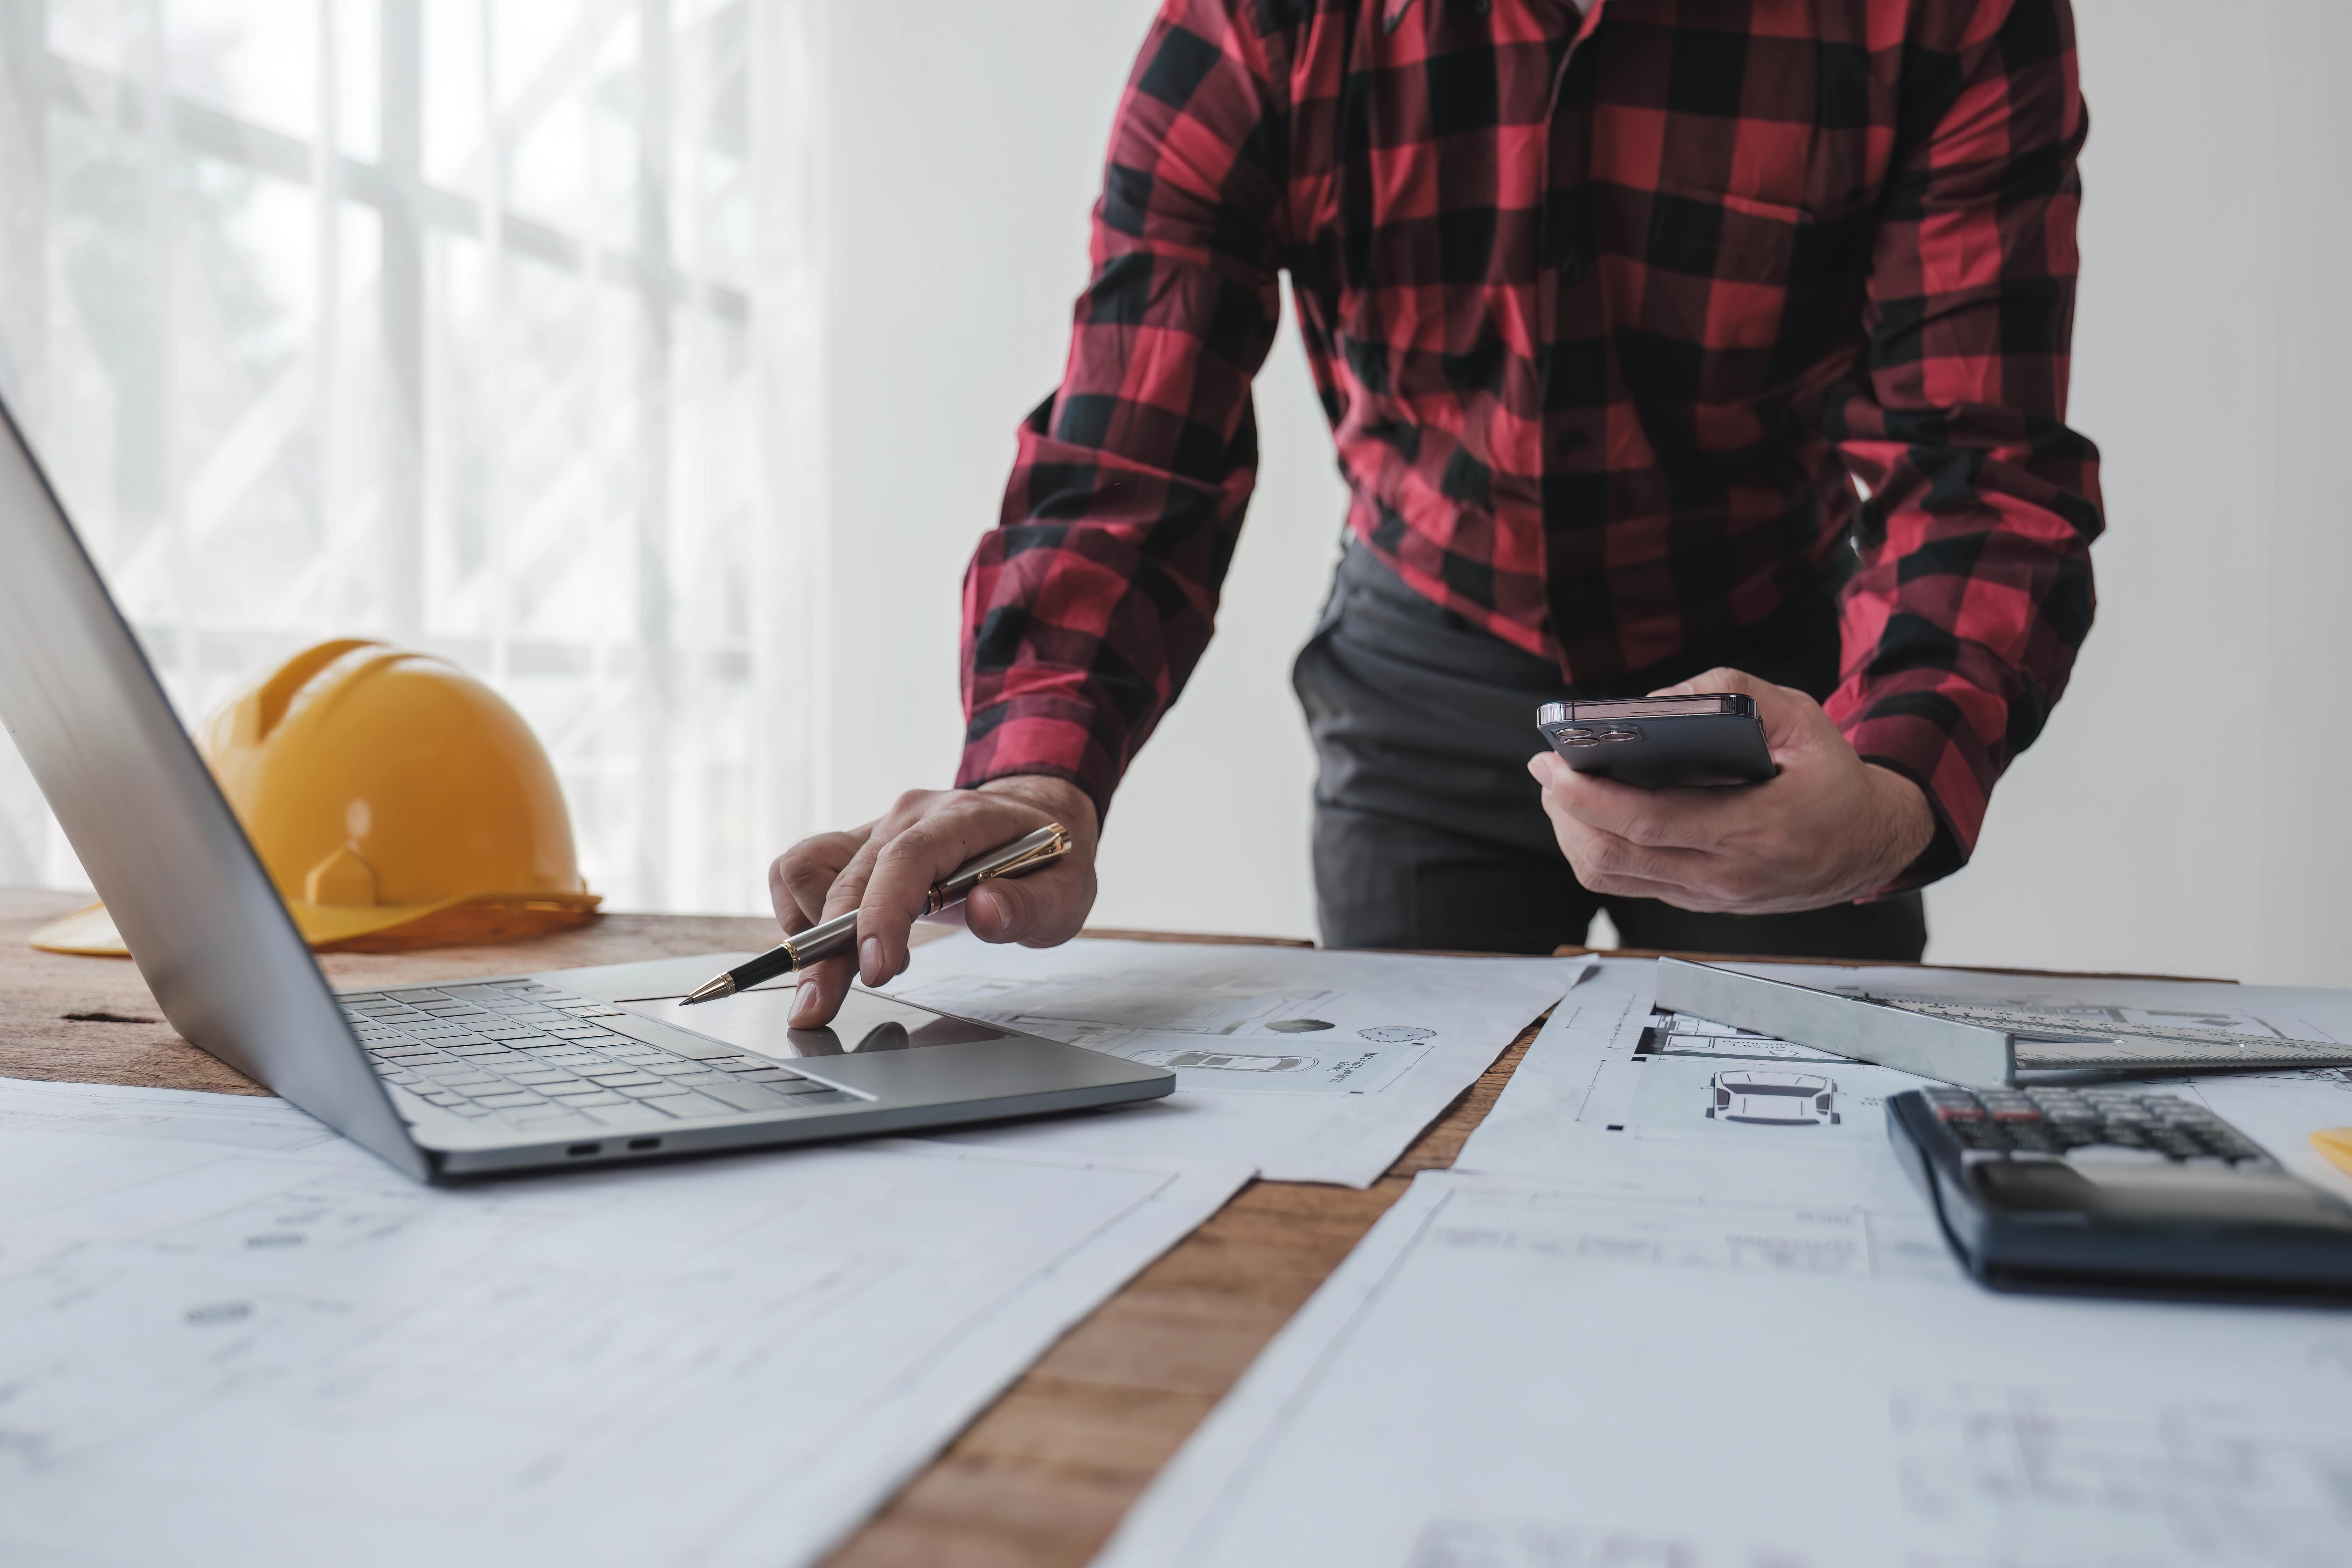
[1825,0,2103,888]
[956,0,1288,817]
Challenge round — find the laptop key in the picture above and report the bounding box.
[614,1082,681,1098]
[473,1092,548,1109]
[662,1040,754,1062]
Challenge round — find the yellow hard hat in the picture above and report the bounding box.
[32,639,600,956]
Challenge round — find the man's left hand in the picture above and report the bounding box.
[1527,668,1936,915]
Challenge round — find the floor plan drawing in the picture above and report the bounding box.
[1094,1173,2352,1568]
[886,964,1453,1096]
[0,1077,1247,1568]
[875,937,1581,1185]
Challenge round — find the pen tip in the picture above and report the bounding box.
[682,977,735,1006]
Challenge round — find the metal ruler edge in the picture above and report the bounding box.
[1653,958,2015,1087]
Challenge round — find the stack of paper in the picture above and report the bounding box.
[0,935,1584,1562]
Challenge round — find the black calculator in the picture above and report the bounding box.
[1886,1085,2352,1302]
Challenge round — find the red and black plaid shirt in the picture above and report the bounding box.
[959,0,2101,885]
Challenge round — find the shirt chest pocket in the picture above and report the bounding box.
[1614,184,1870,393]
[1648,188,1810,282]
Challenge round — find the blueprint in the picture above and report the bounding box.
[1092,1171,2352,1568]
[867,936,1584,1186]
[1456,959,2352,1206]
[0,1076,1248,1568]
[1088,960,2352,1564]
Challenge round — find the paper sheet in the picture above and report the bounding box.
[869,936,1584,1187]
[1093,1169,2352,1568]
[0,1076,1248,1568]
[1452,958,1937,1208]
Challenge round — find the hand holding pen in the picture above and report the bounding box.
[758,779,1102,1027]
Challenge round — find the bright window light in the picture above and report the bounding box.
[0,0,819,916]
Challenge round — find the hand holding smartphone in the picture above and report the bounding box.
[1535,694,1776,789]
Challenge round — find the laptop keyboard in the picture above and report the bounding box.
[337,978,856,1137]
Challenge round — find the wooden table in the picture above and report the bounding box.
[0,888,1554,1567]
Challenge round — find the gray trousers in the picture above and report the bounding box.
[1291,542,1927,961]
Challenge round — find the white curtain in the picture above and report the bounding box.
[0,0,823,915]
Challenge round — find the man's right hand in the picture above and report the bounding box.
[769,775,1100,1027]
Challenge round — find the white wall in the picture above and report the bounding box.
[815,0,1340,940]
[813,0,2352,982]
[1923,0,2352,987]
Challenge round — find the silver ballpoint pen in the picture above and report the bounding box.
[678,823,1074,1006]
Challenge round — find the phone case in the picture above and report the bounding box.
[1536,697,1775,788]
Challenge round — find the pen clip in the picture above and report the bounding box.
[975,824,1072,882]
[921,824,1072,915]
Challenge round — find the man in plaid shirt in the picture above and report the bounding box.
[779,0,2100,1023]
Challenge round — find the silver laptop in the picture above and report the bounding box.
[0,395,1172,1181]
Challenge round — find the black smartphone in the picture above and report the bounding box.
[1535,695,1776,788]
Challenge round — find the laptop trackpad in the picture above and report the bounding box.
[617,986,1018,1062]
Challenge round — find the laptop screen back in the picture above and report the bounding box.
[0,395,425,1177]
